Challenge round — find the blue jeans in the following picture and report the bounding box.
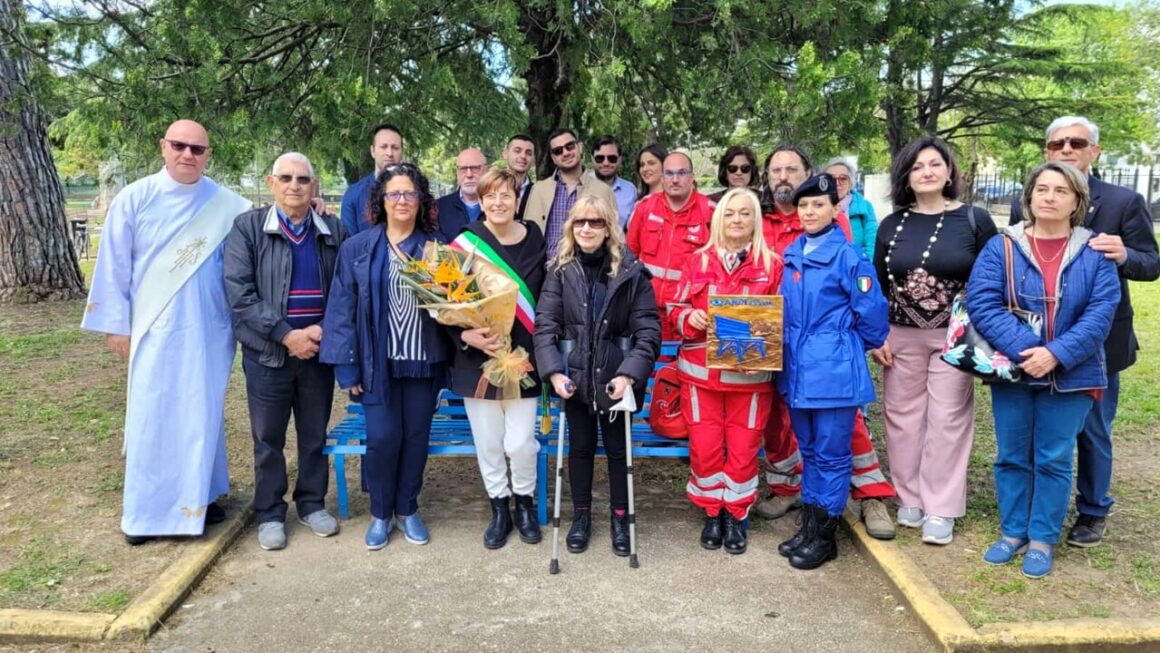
[788,407,857,518]
[1076,372,1119,518]
[991,384,1093,544]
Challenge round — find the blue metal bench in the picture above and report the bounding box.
[323,344,688,523]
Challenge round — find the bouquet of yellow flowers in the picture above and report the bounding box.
[398,241,535,398]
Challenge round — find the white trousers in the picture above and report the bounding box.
[463,397,540,498]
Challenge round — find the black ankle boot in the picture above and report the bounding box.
[513,494,541,544]
[566,509,591,553]
[610,512,630,557]
[723,513,747,554]
[700,513,723,550]
[778,505,816,558]
[483,496,513,549]
[790,506,839,570]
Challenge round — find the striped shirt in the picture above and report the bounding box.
[280,212,325,328]
[387,248,426,361]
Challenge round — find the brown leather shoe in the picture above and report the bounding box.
[861,499,896,540]
[754,493,802,520]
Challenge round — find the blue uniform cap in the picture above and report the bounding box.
[792,173,840,206]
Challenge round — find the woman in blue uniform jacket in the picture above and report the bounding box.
[967,161,1119,579]
[320,164,451,551]
[777,173,889,570]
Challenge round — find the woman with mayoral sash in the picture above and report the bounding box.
[447,167,548,550]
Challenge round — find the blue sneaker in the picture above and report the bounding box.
[397,513,429,545]
[365,517,390,551]
[983,538,1028,565]
[1022,547,1054,578]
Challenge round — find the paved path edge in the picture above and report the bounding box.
[0,507,251,644]
[843,512,1160,652]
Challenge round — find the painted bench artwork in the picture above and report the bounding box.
[706,294,783,371]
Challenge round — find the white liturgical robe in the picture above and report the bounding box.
[82,167,249,536]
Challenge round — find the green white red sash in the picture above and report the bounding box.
[450,231,537,333]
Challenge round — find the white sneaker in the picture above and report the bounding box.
[896,506,925,528]
[922,515,954,545]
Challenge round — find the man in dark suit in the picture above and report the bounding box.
[436,148,487,242]
[1011,116,1159,547]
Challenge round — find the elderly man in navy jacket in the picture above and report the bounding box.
[1010,116,1159,547]
[225,152,347,551]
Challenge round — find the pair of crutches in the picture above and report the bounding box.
[549,339,639,574]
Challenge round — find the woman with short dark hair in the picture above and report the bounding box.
[871,137,997,546]
[451,167,548,551]
[709,145,759,204]
[968,161,1118,578]
[321,163,450,551]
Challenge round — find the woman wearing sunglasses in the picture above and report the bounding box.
[825,158,877,259]
[534,195,661,555]
[708,146,759,206]
[321,164,451,551]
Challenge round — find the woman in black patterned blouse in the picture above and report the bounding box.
[871,137,997,547]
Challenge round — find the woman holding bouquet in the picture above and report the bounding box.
[667,188,782,554]
[534,195,661,555]
[450,167,548,550]
[321,164,450,551]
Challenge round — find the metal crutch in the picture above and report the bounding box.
[609,386,639,568]
[549,339,574,575]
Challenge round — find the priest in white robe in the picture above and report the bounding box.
[82,119,251,544]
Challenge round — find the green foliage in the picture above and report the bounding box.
[9,0,1159,182]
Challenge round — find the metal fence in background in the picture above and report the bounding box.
[970,166,1160,220]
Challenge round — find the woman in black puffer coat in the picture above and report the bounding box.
[534,194,661,556]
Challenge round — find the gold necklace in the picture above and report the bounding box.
[1029,226,1068,264]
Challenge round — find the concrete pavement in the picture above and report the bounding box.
[149,494,933,653]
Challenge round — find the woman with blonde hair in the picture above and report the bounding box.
[667,188,782,554]
[534,194,661,555]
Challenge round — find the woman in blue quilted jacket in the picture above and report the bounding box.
[966,161,1120,579]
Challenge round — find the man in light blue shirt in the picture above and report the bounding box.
[591,135,637,229]
[340,123,404,236]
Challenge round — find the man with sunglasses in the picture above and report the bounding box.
[224,152,346,550]
[591,135,636,229]
[625,150,714,341]
[340,123,405,236]
[523,128,616,256]
[1010,116,1159,548]
[82,119,252,545]
[436,148,488,242]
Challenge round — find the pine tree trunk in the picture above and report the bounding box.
[0,0,86,303]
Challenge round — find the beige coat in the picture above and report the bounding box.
[521,170,618,234]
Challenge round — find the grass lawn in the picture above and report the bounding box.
[871,277,1160,627]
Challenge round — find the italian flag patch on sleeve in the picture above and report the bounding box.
[857,276,873,293]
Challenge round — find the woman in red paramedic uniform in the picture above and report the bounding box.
[667,188,782,555]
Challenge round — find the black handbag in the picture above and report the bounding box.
[940,235,1042,382]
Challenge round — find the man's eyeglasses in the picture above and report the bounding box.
[166,139,209,156]
[551,140,578,156]
[594,154,619,164]
[572,218,607,230]
[273,174,313,185]
[457,165,485,175]
[769,166,803,176]
[662,169,692,179]
[384,191,420,203]
[1046,137,1091,151]
[726,164,751,174]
